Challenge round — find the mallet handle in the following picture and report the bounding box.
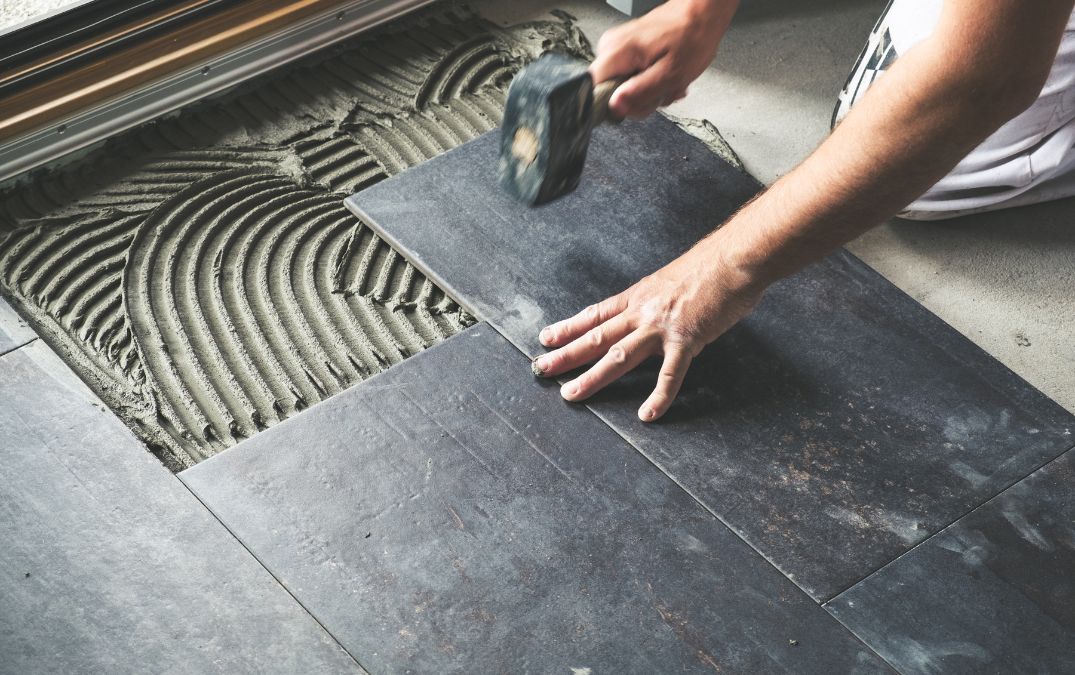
[591,77,625,127]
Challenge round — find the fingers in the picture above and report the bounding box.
[560,330,658,402]
[590,28,648,83]
[638,345,691,422]
[539,294,628,349]
[591,28,678,119]
[610,55,678,119]
[533,313,633,378]
[544,331,694,421]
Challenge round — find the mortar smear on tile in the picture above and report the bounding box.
[0,8,592,470]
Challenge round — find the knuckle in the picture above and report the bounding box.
[598,28,623,50]
[612,33,640,56]
[609,345,627,364]
[664,312,698,340]
[592,302,606,322]
[600,295,626,319]
[665,326,691,343]
[628,44,654,69]
[588,327,604,347]
[585,304,600,321]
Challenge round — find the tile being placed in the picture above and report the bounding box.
[347,114,763,354]
[0,295,35,355]
[182,324,890,674]
[827,449,1075,673]
[347,115,1075,600]
[0,341,359,674]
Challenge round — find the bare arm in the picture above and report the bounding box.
[723,0,1073,282]
[534,0,1075,421]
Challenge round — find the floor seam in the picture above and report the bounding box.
[176,477,371,674]
[0,335,38,359]
[822,440,1075,606]
[821,606,906,674]
[480,321,896,668]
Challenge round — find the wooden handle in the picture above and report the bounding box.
[591,77,625,127]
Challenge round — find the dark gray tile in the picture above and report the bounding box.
[584,253,1075,601]
[346,116,1075,600]
[827,449,1075,674]
[346,114,762,355]
[0,341,359,674]
[0,295,35,356]
[182,324,890,674]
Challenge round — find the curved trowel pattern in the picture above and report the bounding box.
[123,171,458,465]
[0,9,593,469]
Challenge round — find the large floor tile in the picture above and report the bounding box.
[482,0,1075,416]
[0,341,359,674]
[182,324,890,674]
[0,296,35,356]
[346,117,1075,600]
[347,114,762,355]
[827,449,1075,673]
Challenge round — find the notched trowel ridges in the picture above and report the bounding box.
[0,7,593,470]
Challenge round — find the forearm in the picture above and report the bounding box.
[712,49,1011,286]
[537,0,1074,418]
[707,0,1073,288]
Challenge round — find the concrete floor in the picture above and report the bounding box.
[0,0,87,32]
[478,0,1075,413]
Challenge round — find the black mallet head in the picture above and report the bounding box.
[499,53,618,206]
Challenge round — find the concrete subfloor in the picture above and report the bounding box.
[0,0,87,32]
[477,0,1075,413]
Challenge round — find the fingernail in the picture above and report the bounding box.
[561,382,579,400]
[640,406,655,422]
[539,327,552,344]
[531,357,547,377]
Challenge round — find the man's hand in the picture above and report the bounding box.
[591,0,738,119]
[533,236,763,422]
[535,0,1073,421]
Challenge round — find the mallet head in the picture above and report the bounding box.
[498,53,596,206]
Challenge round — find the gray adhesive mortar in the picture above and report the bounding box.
[0,6,593,470]
[0,4,739,471]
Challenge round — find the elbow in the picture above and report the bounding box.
[946,52,1053,127]
[921,1,1073,130]
[990,71,1050,121]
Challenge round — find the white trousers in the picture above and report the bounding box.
[833,0,1075,220]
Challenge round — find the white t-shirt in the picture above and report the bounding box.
[888,0,1075,213]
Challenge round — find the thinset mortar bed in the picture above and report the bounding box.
[0,5,739,471]
[0,7,594,470]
